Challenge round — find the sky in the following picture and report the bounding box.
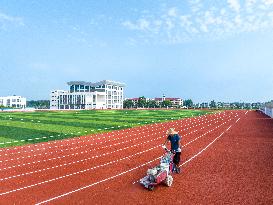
[0,0,272,103]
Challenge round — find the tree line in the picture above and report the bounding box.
[27,100,50,109]
[123,96,193,109]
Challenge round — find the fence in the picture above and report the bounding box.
[261,106,273,118]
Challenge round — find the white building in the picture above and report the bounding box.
[0,96,27,108]
[50,80,125,110]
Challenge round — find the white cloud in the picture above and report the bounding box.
[189,0,202,13]
[168,7,178,17]
[245,0,256,13]
[0,12,24,30]
[200,24,209,32]
[227,0,241,13]
[263,0,273,5]
[121,0,273,44]
[122,19,150,31]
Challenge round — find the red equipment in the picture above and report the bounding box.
[139,146,179,191]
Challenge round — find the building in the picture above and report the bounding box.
[154,97,183,108]
[50,90,68,110]
[50,80,125,110]
[125,95,183,108]
[0,96,26,108]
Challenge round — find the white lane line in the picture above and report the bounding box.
[0,139,163,181]
[1,112,226,153]
[131,118,234,184]
[0,116,191,145]
[0,112,228,152]
[35,116,239,205]
[0,130,164,163]
[34,156,161,205]
[2,118,230,180]
[180,116,240,167]
[0,116,234,195]
[0,116,232,167]
[0,115,219,158]
[5,111,231,155]
[0,149,162,197]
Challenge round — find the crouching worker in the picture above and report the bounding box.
[163,128,182,173]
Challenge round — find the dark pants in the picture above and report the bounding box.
[173,152,181,166]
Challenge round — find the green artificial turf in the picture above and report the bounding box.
[0,109,214,148]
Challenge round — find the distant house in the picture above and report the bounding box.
[0,96,26,108]
[125,95,183,108]
[154,97,183,108]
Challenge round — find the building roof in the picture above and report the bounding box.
[127,98,139,101]
[0,96,25,99]
[154,97,182,101]
[67,80,125,87]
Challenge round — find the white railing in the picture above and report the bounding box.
[262,107,273,118]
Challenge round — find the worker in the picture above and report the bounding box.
[163,128,182,173]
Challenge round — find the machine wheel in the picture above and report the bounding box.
[165,175,173,187]
[148,185,154,191]
[176,167,181,174]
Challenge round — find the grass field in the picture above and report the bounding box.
[0,109,213,148]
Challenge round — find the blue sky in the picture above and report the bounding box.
[0,0,272,102]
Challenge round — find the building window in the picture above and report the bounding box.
[75,85,79,92]
[70,85,75,93]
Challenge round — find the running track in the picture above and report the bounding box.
[0,110,272,204]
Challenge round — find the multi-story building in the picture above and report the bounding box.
[50,80,125,110]
[0,96,26,108]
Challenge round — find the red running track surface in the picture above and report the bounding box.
[0,110,272,204]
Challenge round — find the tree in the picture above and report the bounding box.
[27,100,50,109]
[209,100,216,108]
[137,96,147,108]
[161,100,172,108]
[184,99,193,108]
[123,100,134,109]
[0,104,5,111]
[147,100,158,108]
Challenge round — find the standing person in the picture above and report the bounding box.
[163,128,182,173]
